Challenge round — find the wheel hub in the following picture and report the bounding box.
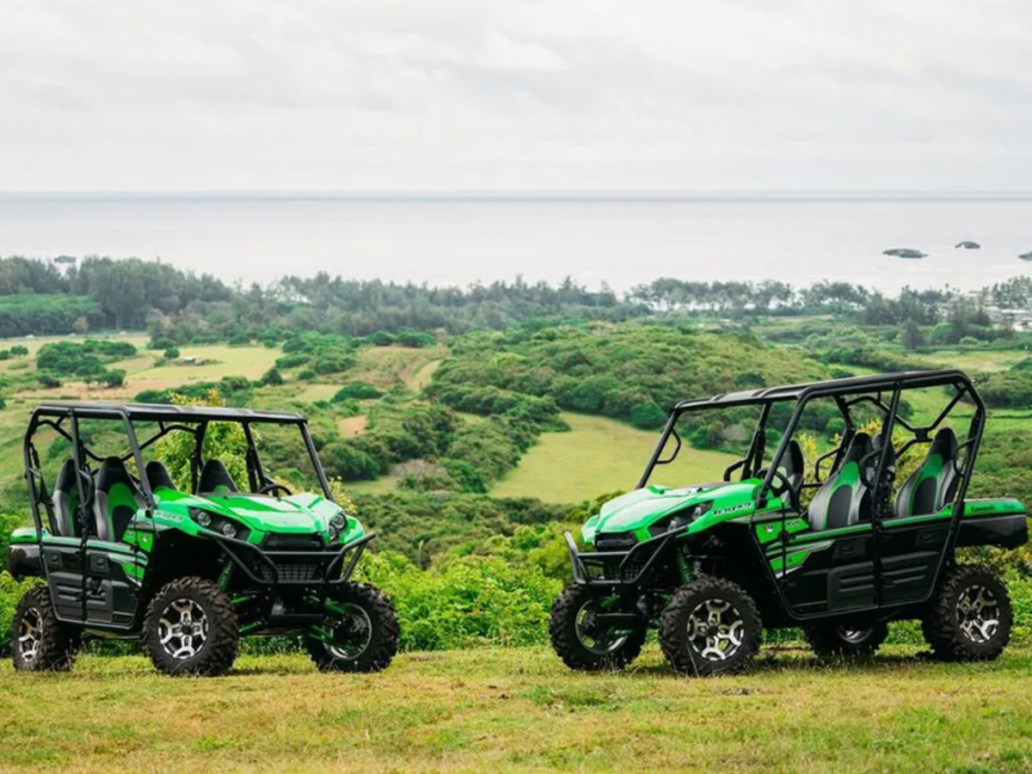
[574,598,630,655]
[837,627,872,644]
[956,584,1000,644]
[158,598,209,660]
[325,603,373,660]
[18,607,43,663]
[687,598,745,661]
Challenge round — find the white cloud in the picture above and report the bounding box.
[1,0,1031,191]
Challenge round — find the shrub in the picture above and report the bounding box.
[228,332,251,346]
[630,400,667,429]
[274,353,309,370]
[321,441,382,480]
[260,367,284,386]
[38,374,62,389]
[101,369,126,388]
[10,345,28,357]
[148,336,176,350]
[312,352,356,375]
[0,350,10,361]
[332,382,383,402]
[163,346,180,359]
[356,551,561,650]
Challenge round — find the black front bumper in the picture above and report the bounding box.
[214,532,376,587]
[564,530,673,587]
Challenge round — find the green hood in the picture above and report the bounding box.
[582,481,760,544]
[154,490,363,545]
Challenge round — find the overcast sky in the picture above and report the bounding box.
[2,0,1032,193]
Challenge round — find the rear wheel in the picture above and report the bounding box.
[549,585,646,671]
[804,622,888,658]
[306,582,399,673]
[11,587,80,672]
[923,564,1012,662]
[144,577,239,676]
[659,576,762,676]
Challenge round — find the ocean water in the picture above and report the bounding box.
[1,194,1031,293]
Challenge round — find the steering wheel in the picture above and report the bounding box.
[258,482,293,497]
[757,468,799,512]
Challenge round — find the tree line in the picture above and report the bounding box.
[0,254,1025,340]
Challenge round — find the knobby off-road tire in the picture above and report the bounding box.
[11,586,80,672]
[549,584,646,671]
[144,576,239,676]
[922,564,1012,662]
[804,622,889,658]
[306,582,399,673]
[659,576,762,677]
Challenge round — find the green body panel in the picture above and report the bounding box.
[582,480,1028,581]
[10,491,366,590]
[148,490,364,546]
[583,481,762,544]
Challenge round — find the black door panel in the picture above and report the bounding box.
[84,544,140,628]
[878,523,948,604]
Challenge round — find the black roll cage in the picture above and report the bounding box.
[23,402,335,542]
[638,369,983,501]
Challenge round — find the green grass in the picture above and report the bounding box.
[4,646,1032,772]
[491,413,740,502]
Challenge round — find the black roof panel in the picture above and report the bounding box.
[673,369,973,411]
[30,402,305,424]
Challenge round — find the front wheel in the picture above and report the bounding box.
[143,576,239,676]
[659,576,762,676]
[922,564,1012,662]
[11,587,80,672]
[804,622,888,658]
[549,585,646,671]
[306,582,399,673]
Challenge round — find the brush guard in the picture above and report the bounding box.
[564,531,674,587]
[213,532,376,587]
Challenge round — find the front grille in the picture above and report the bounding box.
[595,532,637,552]
[265,534,324,551]
[620,557,648,582]
[247,559,323,583]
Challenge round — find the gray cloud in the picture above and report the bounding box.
[2,0,1031,191]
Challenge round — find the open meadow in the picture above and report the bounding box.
[3,645,1032,773]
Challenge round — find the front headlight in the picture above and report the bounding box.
[327,524,340,542]
[330,513,346,530]
[190,508,248,541]
[649,502,713,538]
[690,502,714,520]
[191,508,212,528]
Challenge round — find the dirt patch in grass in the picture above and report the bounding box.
[338,415,368,437]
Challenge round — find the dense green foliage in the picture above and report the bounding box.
[0,294,102,337]
[430,323,827,427]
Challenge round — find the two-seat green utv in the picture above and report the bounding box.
[7,402,398,676]
[551,370,1028,675]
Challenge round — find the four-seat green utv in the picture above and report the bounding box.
[551,370,1029,675]
[7,402,398,676]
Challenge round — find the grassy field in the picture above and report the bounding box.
[3,646,1032,772]
[491,413,740,502]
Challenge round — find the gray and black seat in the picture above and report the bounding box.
[769,439,805,508]
[806,433,874,531]
[145,460,177,494]
[50,459,90,537]
[198,459,239,494]
[93,457,144,542]
[893,427,960,519]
